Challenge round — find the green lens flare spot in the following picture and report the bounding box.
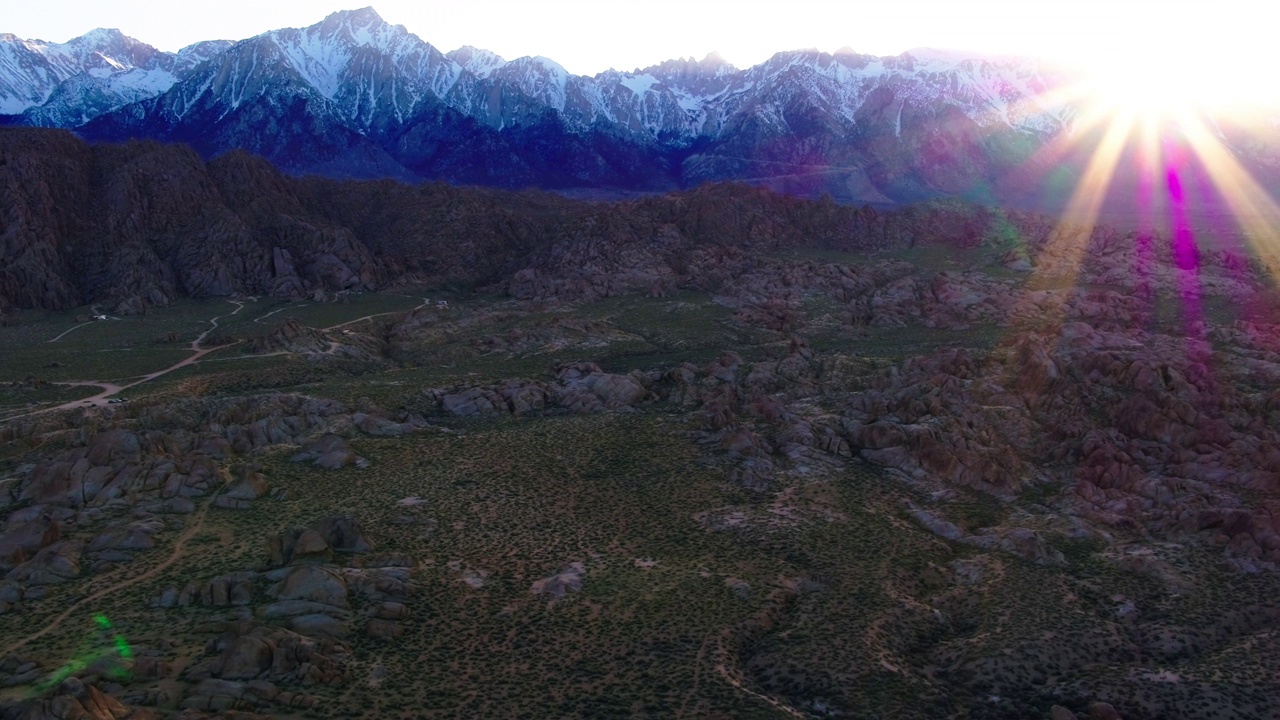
[93,614,111,629]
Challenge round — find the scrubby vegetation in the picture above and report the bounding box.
[3,163,1280,719]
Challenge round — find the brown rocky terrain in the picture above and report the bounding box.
[1,133,1280,719]
[3,127,1109,315]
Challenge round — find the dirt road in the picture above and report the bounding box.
[2,301,246,422]
[0,477,227,657]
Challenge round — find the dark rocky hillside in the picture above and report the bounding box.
[1,128,1058,314]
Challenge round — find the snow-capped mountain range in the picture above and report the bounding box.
[7,6,1260,205]
[0,28,230,121]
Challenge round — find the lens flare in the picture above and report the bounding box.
[32,615,135,695]
[1025,109,1137,302]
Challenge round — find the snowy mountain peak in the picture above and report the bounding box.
[41,28,160,69]
[490,56,570,110]
[5,8,1086,198]
[175,40,234,67]
[329,6,385,25]
[306,6,407,48]
[525,56,568,74]
[645,51,736,84]
[240,7,445,104]
[71,28,128,45]
[447,46,507,79]
[0,27,170,114]
[314,6,394,38]
[699,51,733,71]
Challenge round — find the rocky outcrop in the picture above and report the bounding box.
[3,677,154,720]
[288,435,360,469]
[909,506,1065,566]
[0,511,60,569]
[5,129,1209,314]
[186,623,350,686]
[267,514,372,568]
[156,572,257,610]
[0,131,376,312]
[246,320,333,355]
[531,562,585,601]
[214,466,268,510]
[309,514,373,555]
[5,541,81,585]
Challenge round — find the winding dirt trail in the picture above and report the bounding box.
[252,304,303,325]
[49,381,124,408]
[713,659,808,719]
[676,633,712,718]
[323,297,431,332]
[5,296,426,424]
[47,306,116,343]
[0,478,227,657]
[708,629,807,719]
[47,321,97,343]
[3,301,246,422]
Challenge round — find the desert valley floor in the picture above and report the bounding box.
[3,203,1280,720]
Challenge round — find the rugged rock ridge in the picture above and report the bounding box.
[0,27,231,122]
[0,128,1083,312]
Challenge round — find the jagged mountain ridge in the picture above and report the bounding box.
[0,27,231,120]
[1,7,1092,204]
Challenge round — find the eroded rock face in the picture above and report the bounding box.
[5,678,151,720]
[270,566,349,608]
[0,131,379,312]
[267,514,373,568]
[87,519,162,552]
[0,511,60,569]
[310,514,373,555]
[247,319,333,355]
[289,435,359,470]
[6,540,81,585]
[351,413,418,438]
[4,395,380,516]
[554,363,648,412]
[215,465,268,510]
[187,623,351,686]
[268,528,333,568]
[157,572,257,609]
[430,364,649,418]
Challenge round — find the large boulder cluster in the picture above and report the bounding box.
[141,514,414,715]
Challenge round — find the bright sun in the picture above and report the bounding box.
[1031,11,1280,306]
[1081,45,1257,119]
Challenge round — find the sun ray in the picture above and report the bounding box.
[1127,114,1167,299]
[1025,109,1138,293]
[1173,110,1280,282]
[995,82,1128,208]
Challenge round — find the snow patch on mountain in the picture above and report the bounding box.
[619,73,659,96]
[4,7,1080,154]
[0,26,215,116]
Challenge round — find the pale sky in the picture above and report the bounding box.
[4,1,1267,76]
